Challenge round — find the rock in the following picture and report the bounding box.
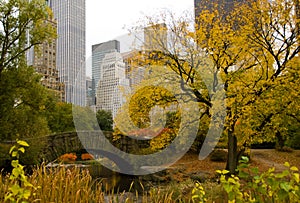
[189,171,210,183]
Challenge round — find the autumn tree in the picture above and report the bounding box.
[129,0,300,173]
[237,0,300,149]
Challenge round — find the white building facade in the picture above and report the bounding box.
[92,40,120,105]
[96,52,130,119]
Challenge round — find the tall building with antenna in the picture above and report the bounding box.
[47,0,86,106]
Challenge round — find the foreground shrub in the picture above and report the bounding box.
[0,141,105,203]
[191,182,207,202]
[217,156,300,203]
[4,140,36,203]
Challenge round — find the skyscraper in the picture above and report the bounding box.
[122,50,146,89]
[86,76,93,106]
[48,0,86,106]
[91,40,120,105]
[27,17,65,102]
[144,23,167,51]
[96,52,130,119]
[194,0,248,20]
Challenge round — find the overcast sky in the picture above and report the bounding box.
[85,0,194,76]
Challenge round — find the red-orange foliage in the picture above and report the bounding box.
[59,153,77,162]
[81,153,94,160]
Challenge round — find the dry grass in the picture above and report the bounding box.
[0,165,196,203]
[1,165,106,202]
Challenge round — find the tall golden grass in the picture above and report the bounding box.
[0,165,197,203]
[1,165,105,202]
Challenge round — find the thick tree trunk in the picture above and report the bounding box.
[275,131,285,150]
[226,131,238,174]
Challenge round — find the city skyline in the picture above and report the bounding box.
[85,0,194,77]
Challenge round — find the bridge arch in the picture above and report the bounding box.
[0,131,138,173]
[38,131,133,173]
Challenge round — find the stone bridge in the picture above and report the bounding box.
[40,131,136,172]
[0,131,147,173]
[0,131,152,173]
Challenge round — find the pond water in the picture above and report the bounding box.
[88,164,165,193]
[45,162,157,193]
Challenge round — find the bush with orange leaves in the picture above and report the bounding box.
[58,153,77,162]
[81,153,94,160]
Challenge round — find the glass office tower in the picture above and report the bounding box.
[48,0,86,106]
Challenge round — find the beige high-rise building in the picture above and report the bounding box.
[28,18,65,101]
[122,50,146,89]
[144,23,168,51]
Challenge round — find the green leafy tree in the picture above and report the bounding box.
[73,105,98,131]
[96,109,113,131]
[0,0,56,141]
[46,102,75,133]
[0,0,56,76]
[0,66,51,140]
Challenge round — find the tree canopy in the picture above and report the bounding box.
[0,0,56,141]
[96,109,113,132]
[128,0,300,173]
[0,0,56,75]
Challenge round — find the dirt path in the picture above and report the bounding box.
[167,149,300,181]
[250,149,300,172]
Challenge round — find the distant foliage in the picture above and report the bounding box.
[96,109,113,131]
[58,153,77,162]
[276,146,294,153]
[81,153,94,160]
[150,128,176,151]
[286,125,300,149]
[45,102,75,133]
